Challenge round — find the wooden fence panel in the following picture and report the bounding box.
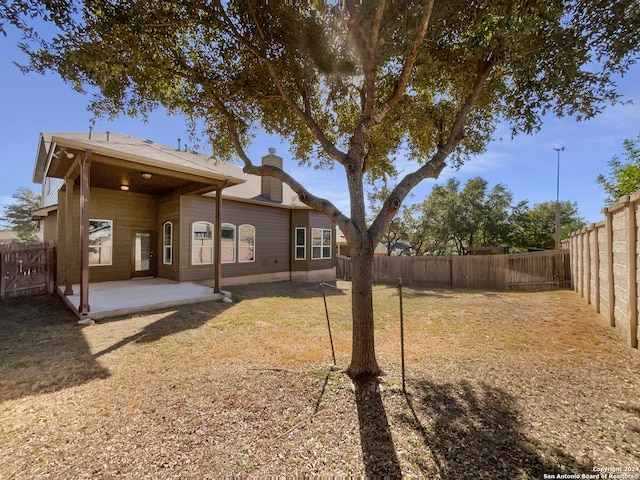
[340,251,569,291]
[452,255,509,290]
[507,251,571,290]
[0,243,55,300]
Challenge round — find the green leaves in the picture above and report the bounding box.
[596,133,640,205]
[7,0,638,230]
[1,187,41,243]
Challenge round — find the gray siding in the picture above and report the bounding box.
[221,199,290,279]
[157,194,181,281]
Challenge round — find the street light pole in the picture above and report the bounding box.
[553,146,565,250]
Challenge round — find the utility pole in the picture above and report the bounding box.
[553,146,565,250]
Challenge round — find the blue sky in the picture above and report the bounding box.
[1,25,639,228]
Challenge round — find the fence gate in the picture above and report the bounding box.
[0,243,56,300]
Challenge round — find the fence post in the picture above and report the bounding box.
[593,224,601,313]
[626,198,638,348]
[605,207,615,327]
[0,249,5,300]
[585,227,592,305]
[398,278,406,393]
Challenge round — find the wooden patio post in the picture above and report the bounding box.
[214,184,222,294]
[64,178,74,295]
[79,151,92,315]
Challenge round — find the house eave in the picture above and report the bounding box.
[46,135,247,187]
[31,204,58,220]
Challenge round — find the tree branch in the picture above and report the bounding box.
[205,89,351,228]
[214,1,347,165]
[369,59,494,244]
[371,0,434,126]
[345,0,382,121]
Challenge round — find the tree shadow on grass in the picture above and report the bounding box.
[229,281,346,302]
[93,301,226,358]
[400,379,590,479]
[354,379,403,478]
[0,294,110,402]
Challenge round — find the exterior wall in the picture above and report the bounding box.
[308,210,336,273]
[220,199,291,280]
[179,197,335,285]
[42,178,64,208]
[290,210,335,273]
[178,195,294,283]
[570,192,640,347]
[57,186,159,284]
[42,211,58,243]
[157,194,181,282]
[178,195,217,282]
[54,186,336,287]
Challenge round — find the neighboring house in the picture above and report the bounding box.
[336,227,411,257]
[32,131,335,314]
[0,230,18,246]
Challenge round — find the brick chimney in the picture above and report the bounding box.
[261,148,283,203]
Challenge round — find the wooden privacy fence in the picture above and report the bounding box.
[0,242,56,300]
[569,190,640,349]
[337,250,571,291]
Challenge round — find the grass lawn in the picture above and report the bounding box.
[1,281,640,478]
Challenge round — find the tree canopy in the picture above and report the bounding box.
[5,0,639,378]
[1,187,41,243]
[597,133,640,205]
[399,178,586,254]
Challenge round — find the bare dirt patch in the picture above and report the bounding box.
[1,283,639,478]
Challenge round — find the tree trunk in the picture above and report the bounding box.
[346,244,382,379]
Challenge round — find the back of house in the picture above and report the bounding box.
[31,131,336,295]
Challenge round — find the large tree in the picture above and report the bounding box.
[7,0,639,378]
[367,185,411,256]
[510,200,587,250]
[596,133,640,205]
[1,187,41,243]
[407,177,514,255]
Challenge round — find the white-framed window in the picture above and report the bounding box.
[192,221,214,265]
[163,221,173,265]
[89,219,113,266]
[295,227,306,260]
[238,224,255,263]
[312,228,332,260]
[221,223,236,264]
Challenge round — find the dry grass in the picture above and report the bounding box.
[1,282,640,478]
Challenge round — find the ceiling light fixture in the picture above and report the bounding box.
[120,184,130,191]
[141,172,152,179]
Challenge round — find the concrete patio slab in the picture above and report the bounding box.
[58,278,228,320]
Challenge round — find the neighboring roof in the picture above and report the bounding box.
[0,231,18,241]
[34,131,307,208]
[31,204,58,220]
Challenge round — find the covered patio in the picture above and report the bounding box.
[58,277,230,320]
